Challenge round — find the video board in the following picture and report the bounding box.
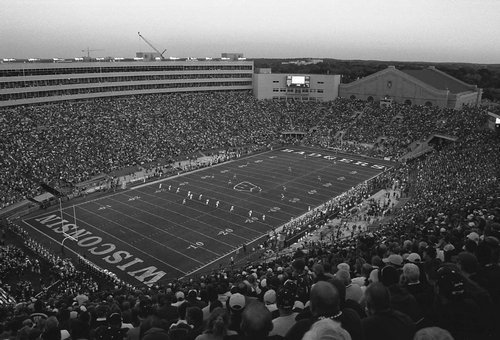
[286,75,310,88]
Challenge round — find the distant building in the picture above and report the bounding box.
[253,68,340,101]
[221,53,244,60]
[281,59,323,66]
[136,52,162,61]
[339,65,482,109]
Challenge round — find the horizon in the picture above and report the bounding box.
[1,0,499,64]
[2,56,499,67]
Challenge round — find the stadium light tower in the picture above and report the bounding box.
[137,32,166,60]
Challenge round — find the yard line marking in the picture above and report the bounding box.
[169,175,303,213]
[180,225,274,279]
[131,189,266,236]
[103,198,225,257]
[77,205,206,265]
[176,160,347,211]
[117,192,253,244]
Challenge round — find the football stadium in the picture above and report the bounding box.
[1,46,500,340]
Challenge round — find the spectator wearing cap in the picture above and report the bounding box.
[406,253,421,264]
[406,252,428,284]
[172,291,186,308]
[227,293,246,334]
[429,266,485,340]
[187,289,206,310]
[400,263,434,320]
[285,281,362,340]
[292,301,304,314]
[362,282,415,340]
[442,243,456,263]
[269,283,298,337]
[467,232,480,245]
[263,289,279,319]
[382,254,403,269]
[335,270,363,304]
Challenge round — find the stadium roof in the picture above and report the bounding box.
[401,67,472,93]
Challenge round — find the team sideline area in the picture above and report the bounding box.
[21,147,395,286]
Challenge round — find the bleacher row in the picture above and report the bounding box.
[0,92,499,340]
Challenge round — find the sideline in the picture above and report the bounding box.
[131,148,277,190]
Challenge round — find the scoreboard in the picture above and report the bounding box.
[286,75,310,88]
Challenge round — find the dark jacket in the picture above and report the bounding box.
[362,309,415,340]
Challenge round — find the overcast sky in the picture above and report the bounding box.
[1,0,498,63]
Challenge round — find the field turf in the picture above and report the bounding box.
[22,147,396,287]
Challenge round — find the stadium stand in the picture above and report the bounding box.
[1,92,499,340]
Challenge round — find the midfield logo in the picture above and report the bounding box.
[233,181,262,192]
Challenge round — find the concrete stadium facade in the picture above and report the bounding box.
[253,69,340,101]
[0,59,253,107]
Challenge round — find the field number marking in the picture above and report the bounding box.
[187,241,204,250]
[217,228,234,236]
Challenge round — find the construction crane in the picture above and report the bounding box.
[137,32,166,60]
[82,47,104,58]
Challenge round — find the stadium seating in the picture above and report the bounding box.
[0,92,499,340]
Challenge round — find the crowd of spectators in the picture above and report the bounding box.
[1,92,499,339]
[2,92,490,210]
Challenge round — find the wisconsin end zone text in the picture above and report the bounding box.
[33,214,166,287]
